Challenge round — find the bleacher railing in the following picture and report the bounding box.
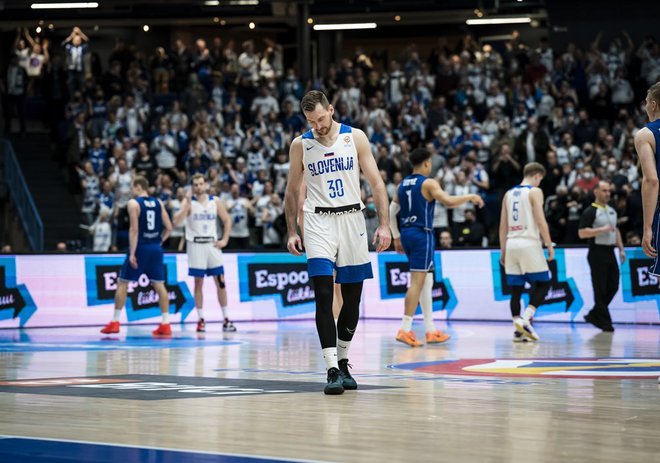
[1,139,44,251]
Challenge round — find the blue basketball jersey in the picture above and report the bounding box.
[397,174,434,230]
[647,119,660,179]
[136,196,163,244]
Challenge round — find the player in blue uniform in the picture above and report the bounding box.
[637,82,660,383]
[638,82,660,271]
[390,148,483,347]
[101,176,173,336]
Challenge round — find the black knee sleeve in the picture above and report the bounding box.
[510,285,523,318]
[312,276,336,348]
[216,274,226,289]
[529,281,551,308]
[337,282,363,342]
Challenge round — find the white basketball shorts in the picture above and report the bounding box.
[504,238,550,286]
[187,240,224,277]
[303,211,373,283]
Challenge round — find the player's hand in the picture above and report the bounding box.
[546,244,555,262]
[129,255,138,269]
[619,248,626,264]
[499,250,505,267]
[642,229,657,258]
[287,234,303,256]
[393,238,404,254]
[373,225,392,253]
[185,188,193,201]
[216,238,228,249]
[470,194,484,208]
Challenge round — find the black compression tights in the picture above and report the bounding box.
[337,282,363,343]
[313,276,336,348]
[510,285,524,318]
[312,277,363,348]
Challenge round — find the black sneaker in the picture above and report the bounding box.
[223,318,237,332]
[324,367,344,395]
[338,359,358,390]
[584,313,610,331]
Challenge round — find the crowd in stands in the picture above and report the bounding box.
[3,26,660,252]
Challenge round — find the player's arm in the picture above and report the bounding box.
[389,194,404,254]
[216,197,232,248]
[284,136,304,255]
[127,199,140,268]
[172,192,192,227]
[159,199,172,243]
[636,127,659,258]
[355,128,391,252]
[530,187,554,261]
[499,192,509,265]
[422,178,484,209]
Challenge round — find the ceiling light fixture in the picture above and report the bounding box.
[31,2,98,8]
[313,22,377,31]
[204,0,220,5]
[466,17,532,25]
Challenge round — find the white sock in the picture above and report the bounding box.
[221,305,228,319]
[161,312,170,324]
[337,339,351,361]
[421,273,436,333]
[401,315,413,332]
[523,306,536,321]
[322,347,338,370]
[196,308,205,320]
[112,309,121,322]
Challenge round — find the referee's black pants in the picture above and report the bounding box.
[587,246,619,325]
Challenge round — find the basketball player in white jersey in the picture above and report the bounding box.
[499,162,554,341]
[298,180,343,319]
[174,173,235,332]
[285,90,391,395]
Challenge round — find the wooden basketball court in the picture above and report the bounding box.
[1,320,659,462]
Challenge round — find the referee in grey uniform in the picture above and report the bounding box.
[578,181,626,332]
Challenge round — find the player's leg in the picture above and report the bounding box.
[396,227,427,346]
[335,281,362,390]
[145,244,172,336]
[509,284,528,342]
[207,245,234,332]
[213,274,236,332]
[332,281,342,320]
[193,276,205,331]
[101,254,137,334]
[304,212,343,394]
[151,281,172,335]
[396,270,426,347]
[515,244,550,341]
[420,232,449,344]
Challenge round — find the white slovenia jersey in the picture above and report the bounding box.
[185,196,218,242]
[301,124,364,214]
[505,185,541,242]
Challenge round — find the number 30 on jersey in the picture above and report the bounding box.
[327,179,345,198]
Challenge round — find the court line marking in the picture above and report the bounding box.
[0,434,328,463]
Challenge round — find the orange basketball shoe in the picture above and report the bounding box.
[396,329,423,347]
[426,330,450,344]
[152,323,172,336]
[100,321,120,334]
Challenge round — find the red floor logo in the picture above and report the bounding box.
[390,358,660,379]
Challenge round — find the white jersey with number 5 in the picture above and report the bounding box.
[301,124,364,214]
[505,185,540,242]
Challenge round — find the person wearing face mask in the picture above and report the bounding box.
[578,181,625,332]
